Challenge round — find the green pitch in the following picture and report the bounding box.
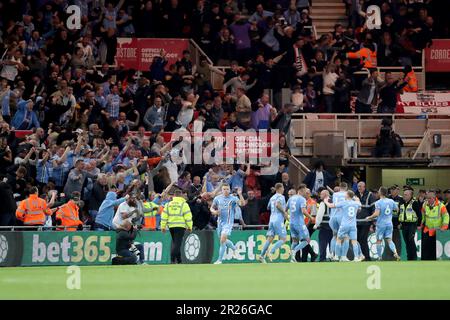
[0,261,449,299]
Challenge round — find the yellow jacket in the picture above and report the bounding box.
[161,197,193,230]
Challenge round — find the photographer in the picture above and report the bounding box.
[113,220,144,265]
[373,118,403,158]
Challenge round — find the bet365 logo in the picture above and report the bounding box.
[66,5,81,30]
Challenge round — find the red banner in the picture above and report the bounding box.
[425,39,450,72]
[115,38,190,71]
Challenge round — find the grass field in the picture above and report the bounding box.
[0,261,449,299]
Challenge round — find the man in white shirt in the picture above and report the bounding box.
[112,196,141,229]
[313,189,334,261]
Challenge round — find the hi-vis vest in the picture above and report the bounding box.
[305,198,317,225]
[403,71,418,92]
[399,200,418,223]
[16,194,52,226]
[421,199,449,230]
[161,197,193,230]
[56,200,81,231]
[347,47,377,68]
[143,201,160,230]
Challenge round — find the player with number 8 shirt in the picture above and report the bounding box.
[324,190,365,262]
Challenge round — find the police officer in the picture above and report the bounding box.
[421,190,449,260]
[387,185,404,260]
[313,188,333,262]
[161,189,193,264]
[398,188,421,260]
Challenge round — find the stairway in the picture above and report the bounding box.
[310,0,348,37]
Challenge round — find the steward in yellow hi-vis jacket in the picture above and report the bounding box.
[420,191,449,260]
[161,190,193,264]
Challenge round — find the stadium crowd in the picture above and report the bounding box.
[0,0,448,262]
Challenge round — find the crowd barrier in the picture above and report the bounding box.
[0,230,448,267]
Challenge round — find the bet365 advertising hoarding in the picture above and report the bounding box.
[0,230,449,267]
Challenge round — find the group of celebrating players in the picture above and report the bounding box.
[210,182,400,264]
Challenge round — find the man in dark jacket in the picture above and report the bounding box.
[377,72,407,114]
[189,196,211,230]
[356,181,377,261]
[0,179,17,227]
[303,161,335,195]
[88,175,108,222]
[241,190,261,226]
[113,220,144,265]
[444,189,450,215]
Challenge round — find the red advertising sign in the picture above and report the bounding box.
[425,39,450,72]
[115,38,190,71]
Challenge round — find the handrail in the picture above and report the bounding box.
[289,155,311,174]
[189,39,214,65]
[291,113,450,120]
[289,155,335,194]
[0,225,92,231]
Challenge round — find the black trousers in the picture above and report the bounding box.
[0,214,15,227]
[301,225,317,262]
[355,100,372,114]
[401,223,418,260]
[117,244,144,264]
[421,231,436,261]
[357,224,371,261]
[318,227,333,262]
[169,227,186,264]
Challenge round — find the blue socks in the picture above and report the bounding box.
[341,239,350,258]
[294,240,308,253]
[377,243,383,258]
[261,240,271,257]
[218,242,226,262]
[330,236,337,256]
[269,240,285,255]
[352,243,360,257]
[291,241,297,251]
[388,241,397,255]
[335,242,342,258]
[226,239,236,251]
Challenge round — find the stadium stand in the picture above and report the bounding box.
[0,0,448,266]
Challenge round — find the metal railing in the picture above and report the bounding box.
[290,113,450,163]
[0,225,92,231]
[354,63,425,90]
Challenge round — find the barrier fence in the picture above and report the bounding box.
[0,230,448,267]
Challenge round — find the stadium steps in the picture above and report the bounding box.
[311,0,348,36]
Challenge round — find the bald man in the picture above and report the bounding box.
[356,182,377,261]
[113,220,144,265]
